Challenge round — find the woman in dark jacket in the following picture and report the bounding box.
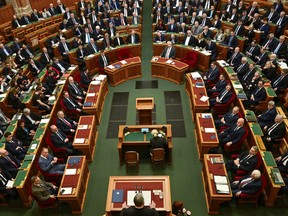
[16,119,35,146]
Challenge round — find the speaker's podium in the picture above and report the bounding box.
[136,98,154,125]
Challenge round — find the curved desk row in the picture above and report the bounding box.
[153,43,210,71]
[151,57,189,84]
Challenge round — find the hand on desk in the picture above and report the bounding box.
[226,142,232,146]
[150,200,156,209]
[122,201,129,209]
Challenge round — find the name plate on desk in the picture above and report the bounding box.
[78,125,89,130]
[74,138,85,143]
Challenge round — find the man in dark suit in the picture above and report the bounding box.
[261,7,278,22]
[226,146,259,174]
[40,47,52,66]
[58,37,71,63]
[150,129,168,153]
[199,13,211,27]
[0,168,18,199]
[117,13,128,26]
[56,110,77,134]
[244,40,260,60]
[275,151,288,174]
[67,13,79,28]
[98,50,110,70]
[20,13,31,25]
[31,9,42,22]
[160,41,176,59]
[0,149,20,178]
[261,33,277,51]
[255,47,269,67]
[231,169,263,197]
[271,35,287,58]
[38,147,65,175]
[87,38,99,55]
[50,124,74,154]
[56,0,66,14]
[243,80,266,108]
[207,74,227,96]
[271,71,288,93]
[28,59,44,77]
[62,91,83,113]
[218,118,246,148]
[258,101,277,129]
[81,27,93,45]
[126,30,140,44]
[78,0,87,12]
[154,31,166,43]
[228,47,242,68]
[272,11,288,37]
[106,22,117,37]
[0,108,10,134]
[205,38,217,61]
[21,44,34,59]
[11,38,22,53]
[215,106,240,129]
[48,3,58,16]
[12,15,22,29]
[203,61,220,84]
[0,43,13,60]
[233,20,245,36]
[4,132,27,161]
[210,84,233,106]
[224,31,239,53]
[262,114,286,151]
[113,33,125,47]
[247,2,259,18]
[67,76,86,101]
[120,193,158,216]
[182,30,196,47]
[52,57,70,74]
[21,108,41,131]
[239,62,256,83]
[80,69,91,89]
[227,8,239,23]
[167,18,178,33]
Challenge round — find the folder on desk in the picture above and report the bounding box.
[83,102,93,107]
[112,189,124,203]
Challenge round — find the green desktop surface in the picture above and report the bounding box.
[27,139,40,154]
[13,170,27,187]
[251,123,263,136]
[34,127,45,139]
[124,132,144,141]
[263,151,277,167]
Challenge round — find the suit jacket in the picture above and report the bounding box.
[12,18,22,29]
[237,151,259,172]
[0,46,13,59]
[87,43,99,54]
[0,153,20,178]
[98,55,110,68]
[205,67,220,82]
[52,60,70,73]
[191,26,203,35]
[222,125,246,144]
[271,74,288,90]
[113,37,125,46]
[0,169,13,194]
[222,111,239,127]
[200,18,211,27]
[160,46,176,59]
[16,126,32,145]
[56,117,76,134]
[80,71,91,87]
[62,97,81,111]
[228,52,242,67]
[11,41,22,53]
[241,68,255,83]
[252,87,267,102]
[218,89,233,104]
[40,52,52,65]
[167,24,178,33]
[182,36,196,46]
[272,15,288,29]
[126,34,140,44]
[5,137,26,159]
[235,174,262,194]
[31,12,41,22]
[277,152,288,171]
[81,33,93,44]
[21,47,34,59]
[271,42,287,58]
[150,136,168,152]
[68,82,85,99]
[247,6,259,17]
[233,24,245,37]
[21,113,41,130]
[38,154,62,174]
[245,45,260,57]
[107,27,117,37]
[103,37,113,48]
[258,108,277,127]
[117,17,128,26]
[20,15,31,25]
[48,7,57,16]
[256,52,269,67]
[262,10,278,22]
[50,130,68,148]
[261,38,277,51]
[58,42,71,54]
[56,4,66,14]
[28,60,44,77]
[214,79,227,92]
[225,35,238,48]
[31,180,54,201]
[265,121,286,141]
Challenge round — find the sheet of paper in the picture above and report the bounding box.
[40,118,49,124]
[30,143,38,150]
[78,125,88,130]
[107,65,115,69]
[88,54,94,58]
[120,60,127,64]
[233,84,243,89]
[68,66,76,71]
[166,59,173,64]
[91,80,100,85]
[74,138,85,143]
[215,184,230,193]
[200,96,209,102]
[204,128,215,133]
[61,187,72,195]
[6,180,14,188]
[87,93,96,97]
[56,80,65,85]
[0,93,7,98]
[65,168,77,175]
[127,191,151,206]
[214,175,228,184]
[190,72,202,79]
[202,113,211,118]
[48,96,56,101]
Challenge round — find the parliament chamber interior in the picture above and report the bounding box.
[1,0,288,215]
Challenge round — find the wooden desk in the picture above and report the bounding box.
[151,57,189,84]
[260,151,285,206]
[202,154,233,214]
[105,57,142,86]
[73,116,98,162]
[105,176,172,216]
[85,44,142,74]
[117,125,172,165]
[185,74,210,121]
[58,156,90,214]
[153,43,210,71]
[195,113,219,160]
[82,78,109,124]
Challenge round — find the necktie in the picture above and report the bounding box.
[235,26,240,35]
[56,131,65,141]
[89,24,92,33]
[121,19,125,26]
[249,46,255,54]
[117,38,120,45]
[3,48,9,56]
[231,53,237,63]
[277,17,283,25]
[33,64,39,71]
[248,7,254,16]
[240,154,252,162]
[185,36,190,46]
[274,75,284,87]
[228,36,233,46]
[0,112,7,122]
[134,17,137,24]
[93,15,96,23]
[114,2,118,10]
[26,48,32,57]
[124,9,127,17]
[205,0,210,10]
[60,5,65,13]
[282,155,288,166]
[239,177,253,188]
[132,35,135,44]
[6,156,18,168]
[63,43,69,52]
[208,68,215,78]
[268,123,279,135]
[57,63,66,72]
[234,126,239,131]
[0,174,7,185]
[92,43,97,53]
[86,34,90,43]
[102,56,108,66]
[73,18,76,24]
[72,83,79,94]
[254,87,261,95]
[25,16,29,24]
[45,53,49,62]
[26,115,35,124]
[16,20,20,27]
[67,98,76,107]
[268,12,273,21]
[165,47,171,58]
[274,43,281,54]
[62,118,72,127]
[219,90,228,101]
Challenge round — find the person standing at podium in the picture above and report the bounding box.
[120,193,159,216]
[160,41,176,59]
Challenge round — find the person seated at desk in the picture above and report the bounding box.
[52,57,71,74]
[207,74,227,96]
[0,167,18,200]
[38,147,65,175]
[227,47,242,68]
[154,31,166,43]
[275,151,288,175]
[15,120,35,147]
[31,175,58,202]
[271,70,288,95]
[244,40,260,61]
[28,59,44,77]
[113,33,125,47]
[120,193,159,216]
[243,80,267,109]
[223,31,238,54]
[172,201,191,216]
[150,129,168,154]
[235,57,249,80]
[231,169,263,197]
[4,131,27,160]
[182,30,197,47]
[126,30,140,44]
[203,61,220,85]
[240,63,256,84]
[56,110,78,135]
[62,91,84,114]
[98,50,110,72]
[191,21,203,37]
[80,69,92,90]
[218,118,246,149]
[209,84,232,107]
[154,19,166,32]
[160,41,176,59]
[170,34,178,44]
[32,86,52,114]
[67,76,86,102]
[226,146,259,174]
[21,108,41,131]
[0,149,20,178]
[0,108,11,134]
[7,87,26,111]
[50,125,74,155]
[262,114,286,151]
[215,106,240,129]
[258,101,277,129]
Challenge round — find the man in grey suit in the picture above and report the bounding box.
[160,41,176,59]
[38,147,65,175]
[31,175,58,201]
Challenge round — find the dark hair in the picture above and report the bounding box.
[17,119,25,126]
[4,131,12,138]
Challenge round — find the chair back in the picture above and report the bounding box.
[151,148,165,164]
[117,48,132,60]
[125,151,139,173]
[45,132,68,158]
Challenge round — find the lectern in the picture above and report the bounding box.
[136,98,154,125]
